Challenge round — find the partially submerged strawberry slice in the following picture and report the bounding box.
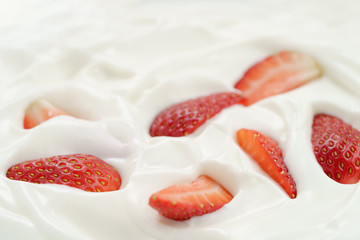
[312,114,360,184]
[149,175,233,221]
[234,51,322,106]
[6,153,121,192]
[24,99,69,129]
[236,129,297,198]
[149,92,243,137]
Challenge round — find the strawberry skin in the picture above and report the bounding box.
[312,114,360,184]
[24,99,69,129]
[149,175,233,221]
[6,154,121,192]
[234,51,322,106]
[236,129,297,199]
[149,92,243,137]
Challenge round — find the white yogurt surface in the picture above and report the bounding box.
[0,0,360,239]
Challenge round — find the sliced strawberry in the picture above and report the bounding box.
[6,154,121,192]
[234,51,322,106]
[24,99,69,129]
[149,92,243,137]
[312,114,360,184]
[149,175,233,221]
[236,129,297,198]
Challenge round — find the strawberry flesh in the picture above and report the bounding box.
[312,114,360,184]
[24,99,69,129]
[149,175,233,221]
[234,51,322,106]
[236,129,297,198]
[6,153,121,192]
[149,92,243,137]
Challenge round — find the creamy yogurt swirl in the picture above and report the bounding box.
[0,0,360,239]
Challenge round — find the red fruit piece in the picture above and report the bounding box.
[234,51,322,106]
[312,114,360,184]
[236,129,297,198]
[6,154,121,192]
[149,175,233,221]
[149,92,243,137]
[24,99,69,129]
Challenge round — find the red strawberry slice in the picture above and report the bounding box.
[236,129,297,198]
[24,99,69,129]
[149,175,233,221]
[234,51,322,106]
[149,92,243,137]
[6,154,121,192]
[312,114,360,184]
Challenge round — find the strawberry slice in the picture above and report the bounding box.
[149,92,243,137]
[312,114,360,184]
[24,99,69,129]
[234,51,322,106]
[236,129,297,198]
[6,153,121,192]
[149,175,233,221]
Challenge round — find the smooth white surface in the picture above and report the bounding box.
[0,0,360,239]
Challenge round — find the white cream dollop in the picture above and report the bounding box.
[0,0,360,239]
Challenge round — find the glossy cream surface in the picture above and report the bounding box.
[0,0,360,239]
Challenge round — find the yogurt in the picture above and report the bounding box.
[0,0,360,239]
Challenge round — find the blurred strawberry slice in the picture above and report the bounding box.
[234,51,322,106]
[24,99,69,129]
